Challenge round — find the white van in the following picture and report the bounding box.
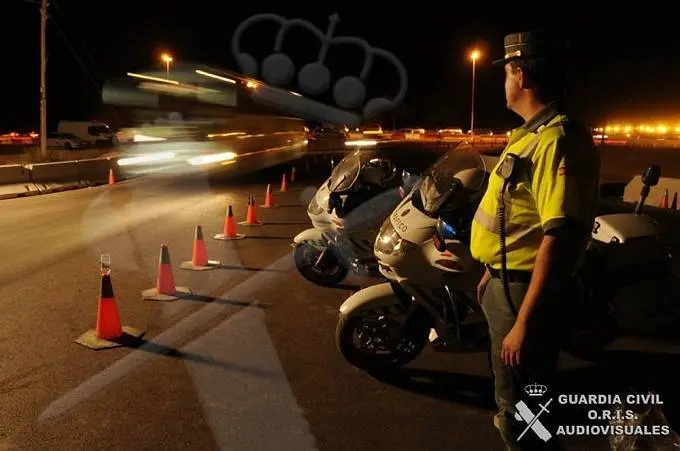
[57,121,117,147]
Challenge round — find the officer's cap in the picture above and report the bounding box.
[492,30,568,66]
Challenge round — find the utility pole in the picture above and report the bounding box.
[40,0,48,158]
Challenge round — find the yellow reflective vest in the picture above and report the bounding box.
[470,103,600,271]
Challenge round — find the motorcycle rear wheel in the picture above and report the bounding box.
[294,244,349,286]
[336,305,429,373]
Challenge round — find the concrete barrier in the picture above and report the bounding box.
[624,176,680,206]
[77,158,119,185]
[27,161,83,193]
[0,164,37,199]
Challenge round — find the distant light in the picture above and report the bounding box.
[289,91,302,97]
[187,152,237,166]
[246,81,258,88]
[118,152,176,166]
[161,53,173,63]
[345,139,378,147]
[657,125,668,134]
[133,134,167,142]
[470,50,481,61]
[127,72,179,85]
[195,69,236,84]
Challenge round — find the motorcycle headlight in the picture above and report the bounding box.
[375,220,412,256]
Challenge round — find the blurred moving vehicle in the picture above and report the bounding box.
[46,132,89,150]
[311,126,349,141]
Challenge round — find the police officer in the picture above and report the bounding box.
[470,31,600,450]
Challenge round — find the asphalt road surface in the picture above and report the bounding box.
[1,148,680,451]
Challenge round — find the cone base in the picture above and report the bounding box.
[142,286,192,301]
[214,233,247,240]
[238,221,263,226]
[259,204,279,209]
[180,260,222,271]
[75,326,144,350]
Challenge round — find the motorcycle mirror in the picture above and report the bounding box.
[642,165,661,187]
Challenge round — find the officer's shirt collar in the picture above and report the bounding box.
[507,101,563,144]
[522,100,562,133]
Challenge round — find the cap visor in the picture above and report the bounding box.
[492,57,511,66]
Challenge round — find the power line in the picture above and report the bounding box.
[50,0,98,68]
[49,12,101,91]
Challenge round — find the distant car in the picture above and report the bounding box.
[46,132,89,150]
[312,127,348,141]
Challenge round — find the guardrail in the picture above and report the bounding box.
[0,157,120,200]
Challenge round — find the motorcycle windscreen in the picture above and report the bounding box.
[327,150,365,193]
[419,150,486,214]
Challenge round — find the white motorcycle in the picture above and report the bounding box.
[335,148,680,373]
[292,148,420,287]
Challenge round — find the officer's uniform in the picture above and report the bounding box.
[469,31,601,450]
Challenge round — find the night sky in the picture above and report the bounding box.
[3,1,680,133]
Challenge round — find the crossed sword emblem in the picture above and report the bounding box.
[514,398,553,442]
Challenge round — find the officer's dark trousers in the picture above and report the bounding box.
[480,277,567,451]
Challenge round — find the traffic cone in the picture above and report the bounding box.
[291,166,296,182]
[671,192,678,210]
[75,273,144,350]
[108,169,116,185]
[180,225,222,270]
[143,244,192,301]
[239,195,263,226]
[660,189,669,209]
[280,173,288,192]
[260,184,277,208]
[214,205,246,240]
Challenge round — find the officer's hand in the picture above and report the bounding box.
[501,322,527,367]
[476,270,491,304]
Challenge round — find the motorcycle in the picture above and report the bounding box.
[335,147,680,373]
[292,148,420,286]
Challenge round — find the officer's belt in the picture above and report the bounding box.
[485,265,532,284]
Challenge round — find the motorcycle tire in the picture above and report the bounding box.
[335,310,429,373]
[293,244,349,286]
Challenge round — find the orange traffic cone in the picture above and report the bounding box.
[143,244,192,301]
[214,205,246,240]
[75,273,144,349]
[671,192,678,210]
[180,225,222,270]
[291,166,296,182]
[660,189,669,209]
[280,173,288,192]
[239,195,263,226]
[261,184,276,208]
[108,169,116,185]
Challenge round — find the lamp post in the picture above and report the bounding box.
[161,53,173,78]
[469,49,480,140]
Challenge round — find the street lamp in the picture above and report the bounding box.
[469,49,480,139]
[161,53,173,78]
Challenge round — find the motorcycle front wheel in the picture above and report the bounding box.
[336,304,429,373]
[294,243,349,286]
